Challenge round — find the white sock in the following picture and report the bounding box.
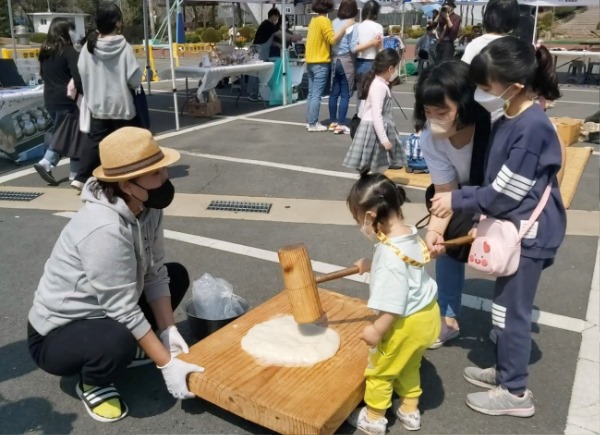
[69,172,77,181]
[38,159,52,171]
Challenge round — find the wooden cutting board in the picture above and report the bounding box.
[180,289,375,434]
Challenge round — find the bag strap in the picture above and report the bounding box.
[518,185,552,241]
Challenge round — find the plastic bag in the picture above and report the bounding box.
[192,273,249,321]
[267,56,292,106]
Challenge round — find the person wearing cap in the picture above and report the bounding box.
[433,0,461,61]
[27,127,204,423]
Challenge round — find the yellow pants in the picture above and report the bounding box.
[364,299,440,410]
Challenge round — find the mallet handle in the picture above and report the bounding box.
[441,235,475,247]
[315,266,361,285]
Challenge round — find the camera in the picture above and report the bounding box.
[441,6,449,12]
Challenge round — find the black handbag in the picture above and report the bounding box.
[350,113,361,139]
[131,86,151,130]
[49,108,83,159]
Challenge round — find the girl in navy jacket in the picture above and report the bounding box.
[430,36,566,418]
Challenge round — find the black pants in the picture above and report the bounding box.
[27,262,189,386]
[75,117,139,184]
[435,41,455,62]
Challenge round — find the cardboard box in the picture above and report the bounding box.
[550,117,582,146]
[187,98,221,118]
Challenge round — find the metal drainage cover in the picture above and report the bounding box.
[207,200,272,214]
[0,191,43,201]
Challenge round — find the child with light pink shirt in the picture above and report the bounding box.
[343,49,403,174]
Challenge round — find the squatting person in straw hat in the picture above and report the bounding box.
[27,127,205,422]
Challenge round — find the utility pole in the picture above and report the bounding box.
[148,0,156,38]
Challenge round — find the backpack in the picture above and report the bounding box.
[404,133,429,173]
[383,36,404,54]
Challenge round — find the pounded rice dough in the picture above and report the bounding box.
[241,315,340,367]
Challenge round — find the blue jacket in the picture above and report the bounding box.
[332,18,358,56]
[451,103,566,259]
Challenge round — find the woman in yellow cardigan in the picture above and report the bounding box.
[305,0,355,132]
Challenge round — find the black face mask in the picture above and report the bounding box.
[132,179,175,210]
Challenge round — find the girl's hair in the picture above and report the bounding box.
[38,18,74,62]
[312,0,335,14]
[470,36,561,101]
[347,172,407,231]
[360,48,400,100]
[361,0,380,21]
[87,2,123,54]
[87,179,127,204]
[337,0,358,19]
[413,59,486,131]
[482,0,520,34]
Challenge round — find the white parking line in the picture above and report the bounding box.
[49,212,594,334]
[566,239,600,434]
[177,149,359,180]
[160,227,590,334]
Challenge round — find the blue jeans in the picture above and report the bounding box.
[328,59,350,125]
[306,63,330,126]
[355,58,374,99]
[436,254,465,318]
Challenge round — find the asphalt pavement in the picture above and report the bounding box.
[0,77,598,435]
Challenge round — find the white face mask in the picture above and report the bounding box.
[474,86,513,114]
[360,215,377,241]
[389,68,399,82]
[428,118,457,138]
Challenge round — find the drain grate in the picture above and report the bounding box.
[0,191,43,201]
[207,200,272,214]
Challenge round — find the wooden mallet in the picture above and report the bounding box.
[278,244,360,324]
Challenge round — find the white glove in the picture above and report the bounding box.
[159,326,189,357]
[159,357,205,399]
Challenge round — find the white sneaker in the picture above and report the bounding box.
[396,408,421,431]
[334,125,351,135]
[347,407,387,435]
[70,180,84,192]
[307,123,328,132]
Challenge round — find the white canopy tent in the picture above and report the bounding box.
[163,0,295,130]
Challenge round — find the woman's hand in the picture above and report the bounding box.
[430,191,453,218]
[425,230,446,258]
[159,358,205,399]
[468,226,478,238]
[354,258,372,275]
[382,141,393,151]
[361,324,382,347]
[160,326,189,357]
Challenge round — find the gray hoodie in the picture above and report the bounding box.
[78,35,142,120]
[29,179,170,339]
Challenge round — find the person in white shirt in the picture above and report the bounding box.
[461,0,520,64]
[355,1,384,92]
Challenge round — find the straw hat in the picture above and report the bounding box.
[93,127,180,182]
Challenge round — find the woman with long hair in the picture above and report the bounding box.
[33,17,82,186]
[413,60,491,349]
[72,1,142,191]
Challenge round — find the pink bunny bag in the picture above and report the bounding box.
[468,186,551,277]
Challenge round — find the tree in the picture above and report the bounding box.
[0,0,11,37]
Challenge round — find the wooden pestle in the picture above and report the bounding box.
[440,235,475,247]
[278,245,361,324]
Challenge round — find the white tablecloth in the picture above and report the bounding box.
[0,86,46,162]
[174,62,275,100]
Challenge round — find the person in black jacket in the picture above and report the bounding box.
[34,18,83,186]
